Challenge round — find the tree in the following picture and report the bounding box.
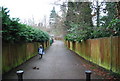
[66,2,93,29]
[100,2,117,27]
[117,1,120,19]
[65,2,93,41]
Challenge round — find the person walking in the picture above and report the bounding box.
[38,45,45,59]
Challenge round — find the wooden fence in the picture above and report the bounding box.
[2,41,50,74]
[65,36,120,74]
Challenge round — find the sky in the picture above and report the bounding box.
[1,0,62,25]
[1,0,117,26]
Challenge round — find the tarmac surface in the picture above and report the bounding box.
[3,40,105,79]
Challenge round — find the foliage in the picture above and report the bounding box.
[64,2,93,42]
[64,22,92,42]
[2,7,49,43]
[65,18,120,41]
[100,2,117,27]
[107,19,120,36]
[64,2,120,42]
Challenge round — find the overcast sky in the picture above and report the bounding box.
[1,0,62,24]
[1,0,116,25]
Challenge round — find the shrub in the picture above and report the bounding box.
[2,7,50,43]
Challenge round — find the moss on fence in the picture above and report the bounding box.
[65,36,120,74]
[2,41,50,74]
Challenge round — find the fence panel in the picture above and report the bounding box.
[99,38,111,70]
[85,40,91,61]
[118,37,120,73]
[75,41,79,54]
[2,41,49,74]
[65,36,120,74]
[90,39,101,64]
[70,41,72,50]
[111,37,119,73]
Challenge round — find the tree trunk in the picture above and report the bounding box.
[117,1,120,19]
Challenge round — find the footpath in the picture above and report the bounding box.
[3,40,118,80]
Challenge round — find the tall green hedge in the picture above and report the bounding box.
[2,7,49,43]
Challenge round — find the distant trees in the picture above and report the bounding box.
[2,7,49,43]
[66,2,93,28]
[65,2,93,41]
[49,5,67,37]
[100,2,117,27]
[64,1,120,42]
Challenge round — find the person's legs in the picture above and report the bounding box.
[39,54,41,59]
[41,54,43,58]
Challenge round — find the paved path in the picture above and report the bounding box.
[3,40,103,79]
